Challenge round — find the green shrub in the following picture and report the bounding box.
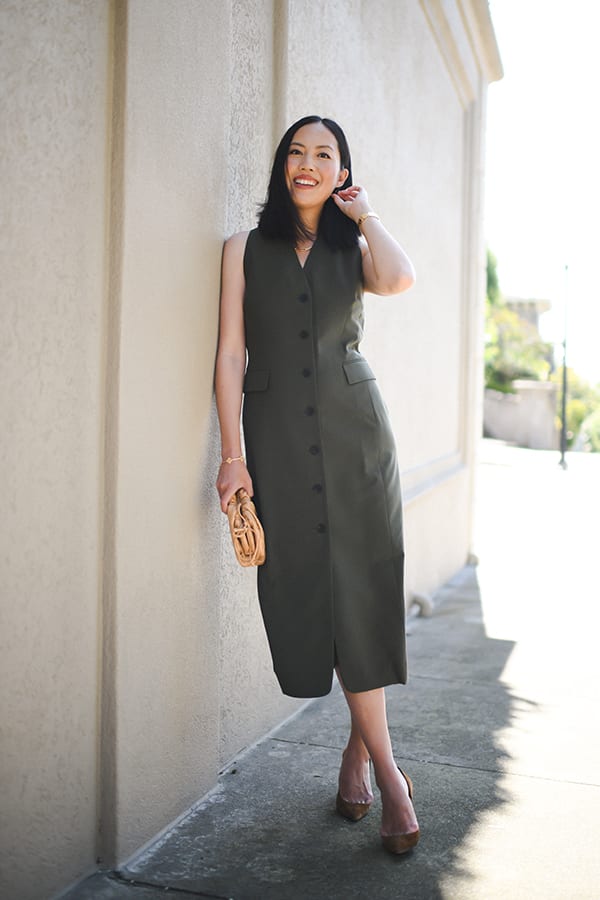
[579,408,600,452]
[484,250,552,391]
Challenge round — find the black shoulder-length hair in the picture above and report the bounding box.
[258,115,360,251]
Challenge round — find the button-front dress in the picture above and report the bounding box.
[242,228,406,698]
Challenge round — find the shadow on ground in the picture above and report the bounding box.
[65,565,518,900]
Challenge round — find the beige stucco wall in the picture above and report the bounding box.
[0,1,500,897]
[106,0,301,865]
[105,0,227,862]
[0,1,110,896]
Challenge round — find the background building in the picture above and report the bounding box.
[484,295,559,449]
[0,2,501,897]
[505,296,551,330]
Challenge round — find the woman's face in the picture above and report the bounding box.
[285,121,349,213]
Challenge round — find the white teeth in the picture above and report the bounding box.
[295,178,317,186]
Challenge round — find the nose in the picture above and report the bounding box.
[300,154,315,170]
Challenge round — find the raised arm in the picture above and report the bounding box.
[332,185,415,295]
[214,231,253,512]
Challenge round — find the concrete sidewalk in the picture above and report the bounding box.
[64,441,600,899]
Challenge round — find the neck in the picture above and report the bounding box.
[298,209,321,238]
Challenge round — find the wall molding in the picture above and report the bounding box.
[401,450,464,504]
[420,0,502,107]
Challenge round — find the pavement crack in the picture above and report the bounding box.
[411,671,512,689]
[393,758,600,788]
[111,869,232,899]
[271,736,343,751]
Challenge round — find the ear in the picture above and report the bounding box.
[336,167,349,188]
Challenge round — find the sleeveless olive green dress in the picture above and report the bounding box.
[242,228,406,698]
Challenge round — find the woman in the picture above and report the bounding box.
[215,115,419,854]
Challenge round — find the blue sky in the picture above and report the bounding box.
[486,0,600,384]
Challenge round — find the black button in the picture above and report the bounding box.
[309,445,320,455]
[316,523,327,534]
[304,405,315,416]
[302,368,311,378]
[312,483,323,493]
[298,293,309,303]
[299,329,310,339]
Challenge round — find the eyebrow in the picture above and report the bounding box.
[290,141,335,151]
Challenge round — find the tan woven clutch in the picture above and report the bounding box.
[226,488,266,567]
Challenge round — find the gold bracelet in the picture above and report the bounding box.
[357,211,380,228]
[222,455,245,465]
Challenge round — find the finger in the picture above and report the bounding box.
[221,490,236,513]
[333,191,353,206]
[332,197,352,216]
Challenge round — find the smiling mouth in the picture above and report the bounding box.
[294,177,318,187]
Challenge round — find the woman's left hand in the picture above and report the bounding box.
[331,184,371,223]
[333,184,416,295]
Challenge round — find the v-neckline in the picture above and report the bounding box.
[293,238,317,270]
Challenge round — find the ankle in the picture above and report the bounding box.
[342,744,370,765]
[373,759,401,790]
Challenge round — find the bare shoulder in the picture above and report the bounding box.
[224,230,250,258]
[222,230,250,282]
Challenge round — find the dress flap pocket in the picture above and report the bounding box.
[343,359,376,385]
[243,368,270,392]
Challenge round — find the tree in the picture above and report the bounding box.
[551,367,600,449]
[486,247,500,306]
[484,249,552,393]
[579,407,600,452]
[484,249,600,450]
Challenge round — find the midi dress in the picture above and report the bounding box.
[242,228,406,698]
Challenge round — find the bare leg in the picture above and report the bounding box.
[337,706,373,805]
[337,668,419,836]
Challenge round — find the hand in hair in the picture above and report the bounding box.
[332,185,372,224]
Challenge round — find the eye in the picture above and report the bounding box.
[289,148,301,155]
[318,151,332,159]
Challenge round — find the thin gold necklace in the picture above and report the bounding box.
[295,240,314,252]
